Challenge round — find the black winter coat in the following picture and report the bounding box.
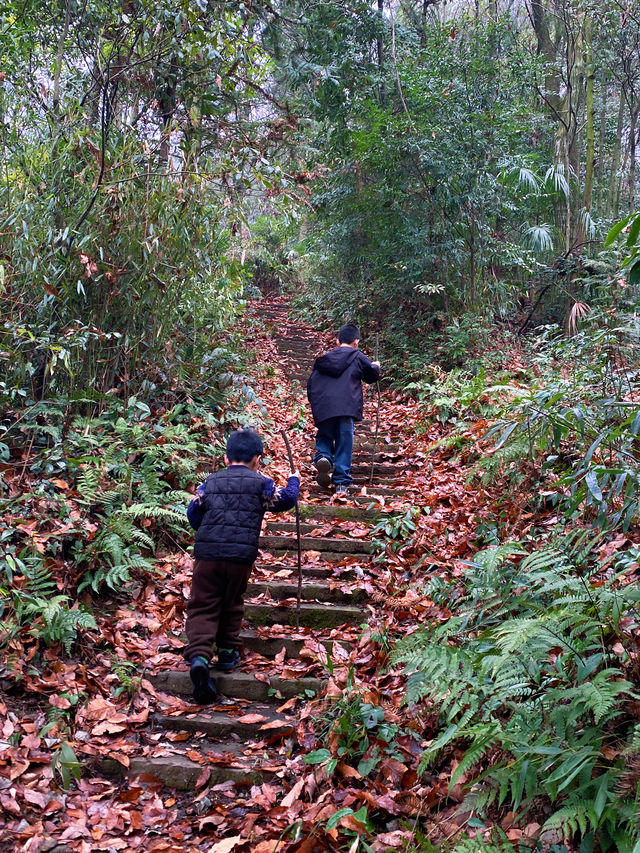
[307,346,380,425]
[194,466,266,563]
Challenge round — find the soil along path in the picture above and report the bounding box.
[95,300,410,794]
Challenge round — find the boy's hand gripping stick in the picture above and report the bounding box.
[280,429,302,630]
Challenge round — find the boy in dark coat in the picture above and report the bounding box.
[307,323,380,494]
[184,429,300,704]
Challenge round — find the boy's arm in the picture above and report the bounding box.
[262,474,300,513]
[360,352,381,384]
[186,482,206,529]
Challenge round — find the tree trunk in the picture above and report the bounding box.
[583,16,594,218]
[596,82,607,217]
[608,88,625,219]
[377,0,385,105]
[629,104,638,213]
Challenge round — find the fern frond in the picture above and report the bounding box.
[126,503,187,526]
[542,800,597,838]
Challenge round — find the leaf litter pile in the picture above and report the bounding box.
[1,299,561,852]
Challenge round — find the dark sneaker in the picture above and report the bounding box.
[216,648,241,672]
[335,485,350,496]
[189,657,217,704]
[314,457,333,488]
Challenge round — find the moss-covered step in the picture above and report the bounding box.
[245,601,366,629]
[154,703,294,739]
[96,748,263,790]
[246,580,367,604]
[265,520,317,535]
[306,485,408,499]
[259,535,371,554]
[152,669,323,700]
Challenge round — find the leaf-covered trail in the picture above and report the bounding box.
[2,300,502,852]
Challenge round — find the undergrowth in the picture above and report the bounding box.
[0,346,265,665]
[394,533,640,851]
[397,310,640,850]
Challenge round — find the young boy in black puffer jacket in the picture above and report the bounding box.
[184,429,300,704]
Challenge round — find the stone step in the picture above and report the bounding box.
[265,520,374,536]
[97,749,264,790]
[268,548,372,562]
[307,485,408,500]
[255,564,356,580]
[152,669,323,700]
[356,442,401,452]
[239,628,349,658]
[297,503,384,521]
[279,347,313,356]
[351,452,400,462]
[352,476,400,485]
[245,601,366,628]
[154,704,294,740]
[279,333,319,341]
[259,535,370,554]
[247,580,366,604]
[350,463,401,477]
[265,520,316,535]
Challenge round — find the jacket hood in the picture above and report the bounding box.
[314,347,359,377]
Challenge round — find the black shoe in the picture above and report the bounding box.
[189,657,217,704]
[216,648,241,672]
[314,457,333,488]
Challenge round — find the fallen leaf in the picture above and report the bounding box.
[236,713,269,724]
[208,836,244,853]
[281,777,304,808]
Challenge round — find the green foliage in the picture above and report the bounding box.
[0,0,293,402]
[109,658,142,700]
[403,829,513,853]
[606,211,640,285]
[1,552,96,655]
[406,367,518,426]
[488,317,640,533]
[304,677,404,780]
[394,535,640,850]
[280,10,559,356]
[370,507,419,559]
[51,742,83,790]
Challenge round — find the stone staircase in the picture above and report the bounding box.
[97,299,409,792]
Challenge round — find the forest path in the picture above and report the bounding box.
[96,298,412,793]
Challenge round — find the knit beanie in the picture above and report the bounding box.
[338,323,360,343]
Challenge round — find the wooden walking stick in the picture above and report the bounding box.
[280,429,302,630]
[370,333,381,486]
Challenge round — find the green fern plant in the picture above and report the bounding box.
[2,557,97,654]
[394,535,640,850]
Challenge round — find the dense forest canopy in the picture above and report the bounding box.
[3,0,640,402]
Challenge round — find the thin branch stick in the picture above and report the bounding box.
[387,0,414,127]
[280,429,302,630]
[370,333,380,486]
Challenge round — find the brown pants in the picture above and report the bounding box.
[183,558,253,662]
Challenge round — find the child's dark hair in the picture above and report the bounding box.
[226,429,264,463]
[338,323,360,343]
